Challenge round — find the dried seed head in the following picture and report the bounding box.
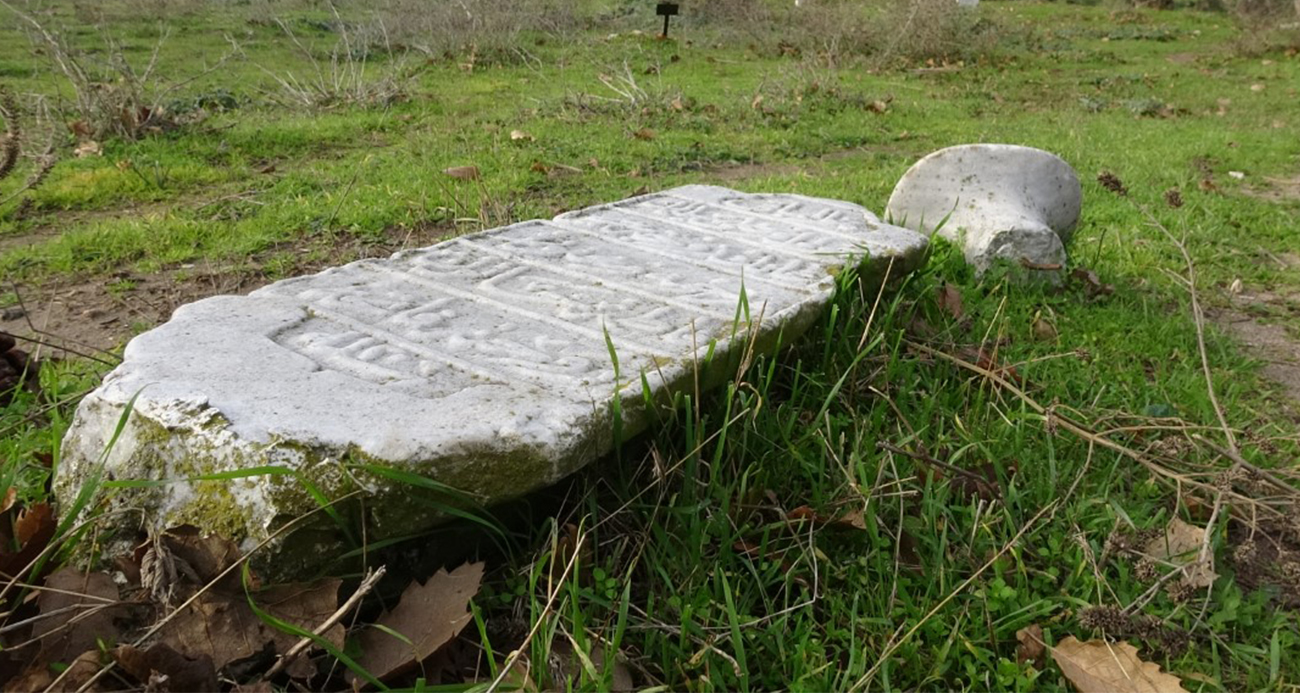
[1097,171,1128,196]
[140,537,179,609]
[1167,579,1195,603]
[1135,557,1159,582]
[1079,605,1129,633]
[1158,627,1190,657]
[1233,540,1259,568]
[1131,614,1164,639]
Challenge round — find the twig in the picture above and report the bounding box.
[1193,434,1296,495]
[850,499,1060,692]
[0,144,56,209]
[1133,200,1237,454]
[263,565,387,681]
[484,525,587,693]
[876,441,998,497]
[322,162,366,232]
[1192,493,1224,624]
[9,282,122,365]
[905,340,1262,512]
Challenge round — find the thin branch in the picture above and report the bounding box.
[876,441,998,497]
[1134,200,1237,454]
[484,525,587,693]
[263,565,387,681]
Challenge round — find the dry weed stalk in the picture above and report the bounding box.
[0,0,237,140]
[0,88,58,212]
[255,4,416,110]
[0,88,18,182]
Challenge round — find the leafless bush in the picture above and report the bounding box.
[0,0,238,140]
[1231,0,1299,18]
[784,0,1008,67]
[1227,0,1300,55]
[0,88,59,215]
[374,0,586,63]
[255,8,420,110]
[0,90,18,183]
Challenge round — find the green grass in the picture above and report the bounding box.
[2,0,1300,689]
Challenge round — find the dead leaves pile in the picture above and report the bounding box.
[1051,636,1188,693]
[0,526,486,692]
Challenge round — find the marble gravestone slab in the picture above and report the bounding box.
[57,185,928,574]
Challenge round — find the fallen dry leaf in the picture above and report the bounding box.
[834,507,868,530]
[14,502,52,546]
[547,163,582,179]
[150,526,247,594]
[937,283,964,319]
[443,165,481,181]
[1143,517,1217,589]
[1051,636,1188,693]
[112,643,218,692]
[67,120,93,139]
[1016,624,1046,666]
[786,505,818,523]
[34,568,124,666]
[509,129,534,142]
[1070,268,1114,299]
[159,578,341,679]
[0,487,16,514]
[867,99,890,114]
[1032,315,1058,342]
[355,562,485,682]
[632,128,656,141]
[73,140,102,158]
[7,649,103,693]
[0,502,55,581]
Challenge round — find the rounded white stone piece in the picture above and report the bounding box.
[885,144,1082,275]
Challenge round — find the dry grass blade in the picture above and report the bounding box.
[484,525,587,693]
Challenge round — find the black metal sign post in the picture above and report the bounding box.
[656,2,679,38]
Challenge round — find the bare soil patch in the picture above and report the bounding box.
[1216,307,1300,401]
[1,220,457,356]
[1242,174,1300,203]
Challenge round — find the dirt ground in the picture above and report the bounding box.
[1,220,454,358]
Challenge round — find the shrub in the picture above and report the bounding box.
[0,0,237,140]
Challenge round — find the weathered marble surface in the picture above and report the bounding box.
[57,185,927,574]
[886,144,1081,276]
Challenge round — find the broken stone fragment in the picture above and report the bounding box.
[885,144,1082,277]
[56,185,928,578]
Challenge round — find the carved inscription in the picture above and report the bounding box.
[256,187,883,400]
